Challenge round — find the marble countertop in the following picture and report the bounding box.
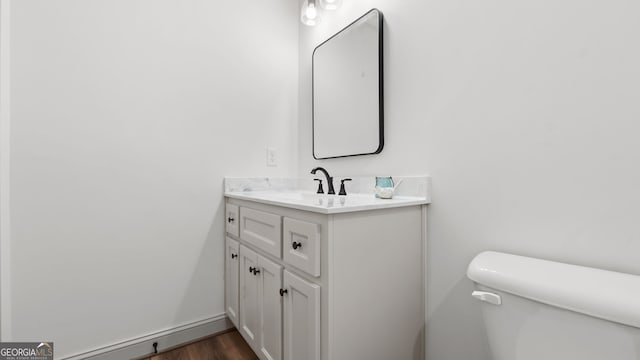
[224,176,431,214]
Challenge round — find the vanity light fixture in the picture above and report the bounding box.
[319,0,342,11]
[301,0,321,26]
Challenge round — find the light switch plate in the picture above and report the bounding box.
[266,147,277,167]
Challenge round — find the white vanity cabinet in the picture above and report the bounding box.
[224,196,426,360]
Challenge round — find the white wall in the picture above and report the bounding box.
[5,0,297,357]
[298,0,640,359]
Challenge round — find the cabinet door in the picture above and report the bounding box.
[239,245,260,351]
[258,255,283,360]
[225,237,240,327]
[283,270,320,360]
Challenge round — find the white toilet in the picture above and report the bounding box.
[467,251,640,360]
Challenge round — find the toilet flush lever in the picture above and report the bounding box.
[471,291,502,306]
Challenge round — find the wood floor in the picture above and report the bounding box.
[142,329,258,360]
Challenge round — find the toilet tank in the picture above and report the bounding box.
[467,251,640,360]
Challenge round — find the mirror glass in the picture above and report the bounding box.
[313,9,383,159]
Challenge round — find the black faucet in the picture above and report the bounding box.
[310,167,335,195]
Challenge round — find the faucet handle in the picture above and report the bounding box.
[314,179,324,194]
[338,178,352,196]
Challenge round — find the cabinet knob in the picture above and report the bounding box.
[253,268,260,275]
[228,217,235,223]
[249,266,255,273]
[292,241,302,250]
[231,253,237,259]
[279,289,288,296]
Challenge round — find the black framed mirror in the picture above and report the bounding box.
[312,9,383,159]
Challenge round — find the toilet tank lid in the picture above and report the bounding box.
[467,251,640,329]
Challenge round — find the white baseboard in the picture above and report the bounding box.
[61,314,233,360]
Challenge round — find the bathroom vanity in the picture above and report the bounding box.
[224,177,430,360]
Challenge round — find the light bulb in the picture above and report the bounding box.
[301,0,322,26]
[306,3,317,19]
[319,0,342,11]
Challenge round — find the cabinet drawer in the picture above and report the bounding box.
[226,203,239,237]
[240,207,282,258]
[283,217,321,277]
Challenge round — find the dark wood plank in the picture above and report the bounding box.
[143,329,258,360]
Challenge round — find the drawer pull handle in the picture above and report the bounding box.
[231,253,238,259]
[228,217,235,223]
[292,241,302,250]
[279,289,288,296]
